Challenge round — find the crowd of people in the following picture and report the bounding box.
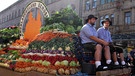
[73,14,135,74]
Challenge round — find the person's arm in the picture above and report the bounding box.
[128,53,133,61]
[82,26,109,46]
[97,28,104,40]
[97,28,109,46]
[109,32,113,43]
[90,36,109,46]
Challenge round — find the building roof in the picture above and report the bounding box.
[0,0,23,14]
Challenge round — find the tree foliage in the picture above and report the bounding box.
[44,7,82,30]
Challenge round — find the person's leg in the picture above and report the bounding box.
[119,53,126,65]
[110,45,120,65]
[104,46,111,64]
[116,47,126,65]
[95,44,109,71]
[112,52,119,65]
[112,52,117,62]
[95,44,102,68]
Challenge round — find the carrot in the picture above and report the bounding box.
[33,31,72,42]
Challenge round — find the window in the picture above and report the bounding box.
[9,14,11,20]
[3,18,4,23]
[125,12,131,25]
[9,14,10,20]
[93,0,97,8]
[12,12,14,19]
[22,8,24,14]
[105,15,109,18]
[2,18,3,23]
[101,0,114,4]
[15,11,17,17]
[111,0,114,2]
[18,9,20,16]
[100,16,104,26]
[85,0,90,11]
[7,15,9,21]
[4,18,5,22]
[106,0,111,3]
[111,14,114,25]
[101,0,105,4]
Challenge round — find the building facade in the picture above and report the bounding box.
[0,0,82,29]
[82,0,135,35]
[0,0,135,35]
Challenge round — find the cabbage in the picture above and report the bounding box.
[38,60,43,63]
[58,47,63,51]
[42,60,50,66]
[77,26,82,31]
[61,60,68,66]
[66,25,75,34]
[54,61,61,66]
[25,59,31,62]
[69,61,76,66]
[32,60,35,63]
[18,58,25,61]
[65,46,70,51]
[51,47,55,50]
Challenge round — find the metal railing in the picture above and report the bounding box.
[109,24,135,34]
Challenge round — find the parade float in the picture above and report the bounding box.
[0,1,81,76]
[0,1,132,76]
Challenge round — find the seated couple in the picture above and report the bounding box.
[80,15,126,71]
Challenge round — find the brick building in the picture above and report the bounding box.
[82,0,135,34]
[0,0,82,29]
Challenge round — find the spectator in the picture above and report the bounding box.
[130,47,135,74]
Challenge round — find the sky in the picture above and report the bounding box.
[0,0,18,12]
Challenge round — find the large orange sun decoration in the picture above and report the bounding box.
[10,1,49,49]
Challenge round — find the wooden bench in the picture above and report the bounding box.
[96,67,131,76]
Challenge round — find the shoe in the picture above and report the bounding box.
[127,63,134,68]
[107,63,114,70]
[96,65,108,71]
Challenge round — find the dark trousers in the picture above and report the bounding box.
[82,42,97,53]
[109,44,123,54]
[82,42,97,62]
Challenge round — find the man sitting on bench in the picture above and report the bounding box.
[80,15,112,71]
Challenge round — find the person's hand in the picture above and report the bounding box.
[103,41,109,46]
[109,42,113,45]
[130,57,134,61]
